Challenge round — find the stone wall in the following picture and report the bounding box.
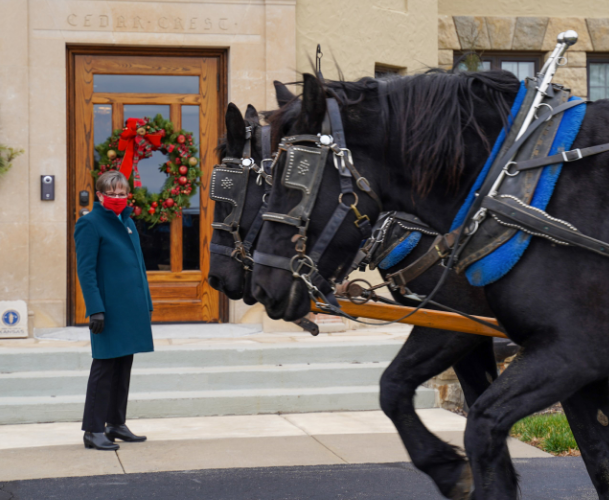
[439,15,609,98]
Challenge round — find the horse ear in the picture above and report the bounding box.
[245,104,260,125]
[297,74,326,133]
[274,80,296,107]
[225,103,246,152]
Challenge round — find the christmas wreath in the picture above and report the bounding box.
[93,114,201,224]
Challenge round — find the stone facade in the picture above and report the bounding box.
[438,13,609,98]
[0,0,436,328]
[2,0,609,329]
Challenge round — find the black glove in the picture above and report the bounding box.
[89,313,105,334]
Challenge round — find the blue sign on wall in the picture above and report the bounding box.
[2,310,20,326]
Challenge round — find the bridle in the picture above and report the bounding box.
[210,123,273,271]
[253,97,382,306]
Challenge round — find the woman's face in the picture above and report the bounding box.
[97,185,128,205]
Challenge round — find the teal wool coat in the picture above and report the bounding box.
[74,202,154,359]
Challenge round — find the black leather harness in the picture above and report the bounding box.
[253,98,382,307]
[210,124,273,271]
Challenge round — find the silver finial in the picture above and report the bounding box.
[562,30,578,46]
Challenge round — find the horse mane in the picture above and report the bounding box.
[265,69,520,196]
[327,70,520,195]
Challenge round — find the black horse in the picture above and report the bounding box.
[252,71,609,499]
[209,87,513,496]
[208,102,267,304]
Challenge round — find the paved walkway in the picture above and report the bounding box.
[0,409,549,482]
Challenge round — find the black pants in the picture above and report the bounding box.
[82,355,134,432]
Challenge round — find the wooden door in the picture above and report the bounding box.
[69,52,226,324]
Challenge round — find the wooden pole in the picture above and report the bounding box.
[311,299,507,338]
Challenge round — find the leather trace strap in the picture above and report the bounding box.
[514,141,609,171]
[483,195,609,257]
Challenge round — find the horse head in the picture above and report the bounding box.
[252,74,384,320]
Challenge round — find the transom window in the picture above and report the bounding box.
[588,55,609,101]
[454,52,544,81]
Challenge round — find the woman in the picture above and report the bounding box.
[75,170,154,451]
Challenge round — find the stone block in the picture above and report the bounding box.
[453,16,490,50]
[486,17,515,50]
[512,17,549,50]
[542,18,592,51]
[587,18,609,51]
[438,15,460,50]
[438,49,454,66]
[555,67,588,98]
[563,51,586,68]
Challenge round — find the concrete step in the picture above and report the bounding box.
[0,386,436,424]
[0,362,390,397]
[0,342,404,372]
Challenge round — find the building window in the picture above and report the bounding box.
[588,56,609,101]
[375,63,406,78]
[454,52,544,81]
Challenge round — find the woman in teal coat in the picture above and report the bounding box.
[75,170,154,451]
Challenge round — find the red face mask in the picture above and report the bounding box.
[102,196,128,216]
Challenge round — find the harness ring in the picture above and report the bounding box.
[534,102,554,122]
[290,254,316,278]
[504,161,520,177]
[338,192,359,207]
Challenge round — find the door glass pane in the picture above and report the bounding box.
[134,220,171,271]
[94,75,199,94]
[182,105,200,270]
[93,104,112,166]
[123,105,170,193]
[124,105,172,269]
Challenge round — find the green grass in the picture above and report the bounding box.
[510,413,578,455]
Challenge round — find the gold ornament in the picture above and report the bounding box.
[136,127,146,136]
[107,150,117,160]
[188,157,198,166]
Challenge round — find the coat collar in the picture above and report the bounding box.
[93,201,134,220]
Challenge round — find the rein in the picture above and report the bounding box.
[210,124,273,271]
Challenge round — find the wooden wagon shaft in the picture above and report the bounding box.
[310,299,507,338]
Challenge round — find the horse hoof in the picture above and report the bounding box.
[448,462,474,500]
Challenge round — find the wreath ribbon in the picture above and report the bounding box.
[118,118,165,187]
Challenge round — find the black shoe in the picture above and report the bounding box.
[83,431,120,450]
[105,424,147,443]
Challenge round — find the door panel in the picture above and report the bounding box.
[70,53,223,324]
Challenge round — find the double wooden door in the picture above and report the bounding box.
[69,51,226,324]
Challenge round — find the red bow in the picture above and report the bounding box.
[118,118,164,186]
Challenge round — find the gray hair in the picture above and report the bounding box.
[96,170,130,194]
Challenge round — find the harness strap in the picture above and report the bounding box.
[262,212,302,227]
[252,250,340,307]
[385,227,462,291]
[210,243,234,257]
[243,201,268,252]
[482,196,609,258]
[261,125,272,162]
[309,203,352,262]
[473,99,588,211]
[515,141,609,171]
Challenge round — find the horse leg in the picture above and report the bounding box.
[453,338,498,410]
[561,378,609,499]
[380,327,494,499]
[465,341,602,500]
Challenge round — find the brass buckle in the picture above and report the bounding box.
[435,244,450,259]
